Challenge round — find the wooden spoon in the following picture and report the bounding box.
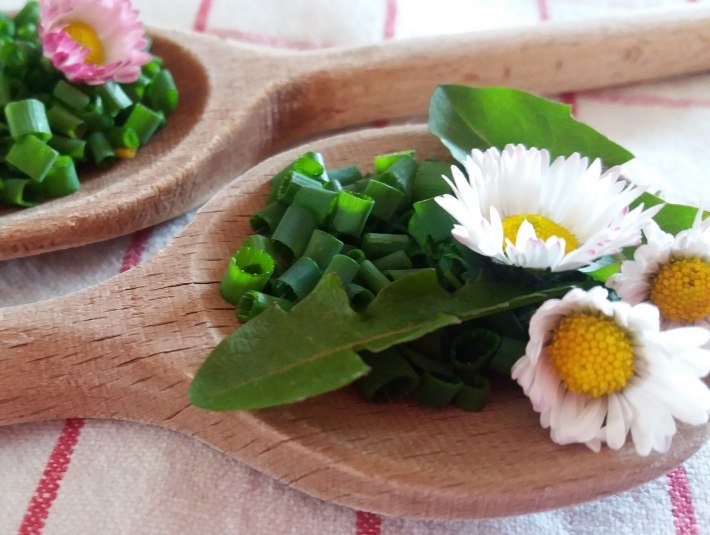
[0,124,705,519]
[1,7,710,261]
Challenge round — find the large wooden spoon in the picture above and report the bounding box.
[0,124,705,519]
[1,7,710,261]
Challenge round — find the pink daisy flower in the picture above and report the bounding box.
[39,0,151,85]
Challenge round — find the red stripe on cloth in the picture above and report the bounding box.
[356,511,382,535]
[667,467,699,535]
[193,0,213,32]
[17,419,85,535]
[209,28,326,50]
[536,0,549,21]
[383,0,398,40]
[581,92,710,109]
[18,227,154,533]
[561,92,578,116]
[119,228,154,273]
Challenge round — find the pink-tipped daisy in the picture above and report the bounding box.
[39,0,151,85]
[434,145,662,272]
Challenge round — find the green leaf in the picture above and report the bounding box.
[632,192,706,235]
[428,85,633,166]
[189,270,579,411]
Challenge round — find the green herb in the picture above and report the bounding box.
[428,85,633,166]
[189,270,577,411]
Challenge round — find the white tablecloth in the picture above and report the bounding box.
[1,0,708,533]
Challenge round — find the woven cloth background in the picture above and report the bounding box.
[0,0,708,533]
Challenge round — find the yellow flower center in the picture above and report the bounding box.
[501,214,579,253]
[548,313,635,398]
[63,21,104,65]
[650,257,710,323]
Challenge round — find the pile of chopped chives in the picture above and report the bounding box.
[220,150,528,412]
[0,1,178,207]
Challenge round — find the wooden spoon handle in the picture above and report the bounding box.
[276,6,710,135]
[0,261,210,425]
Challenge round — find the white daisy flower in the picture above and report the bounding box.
[607,212,710,330]
[511,286,710,456]
[435,145,661,272]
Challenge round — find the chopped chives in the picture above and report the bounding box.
[272,204,318,261]
[412,160,453,202]
[0,177,43,206]
[48,135,86,160]
[356,349,419,402]
[96,82,132,117]
[220,247,275,305]
[87,131,115,166]
[47,103,86,138]
[345,283,375,311]
[328,164,362,186]
[42,155,79,197]
[302,229,343,270]
[293,186,337,224]
[361,233,413,259]
[374,150,415,173]
[378,154,417,198]
[124,103,163,145]
[250,202,288,235]
[106,126,140,149]
[147,69,179,115]
[236,291,292,323]
[6,134,58,181]
[276,171,323,204]
[322,254,360,286]
[357,260,390,294]
[372,250,413,272]
[412,198,457,243]
[329,191,374,239]
[453,376,490,412]
[52,81,90,111]
[363,179,405,221]
[5,98,51,140]
[275,257,321,301]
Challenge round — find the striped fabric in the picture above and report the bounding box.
[0,0,708,533]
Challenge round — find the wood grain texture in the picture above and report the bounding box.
[0,125,705,519]
[1,6,710,260]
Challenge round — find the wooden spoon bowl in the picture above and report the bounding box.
[2,7,710,260]
[0,125,705,519]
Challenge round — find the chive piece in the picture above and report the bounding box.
[274,257,322,301]
[328,164,362,186]
[5,99,51,141]
[293,151,327,181]
[142,56,164,79]
[449,328,501,384]
[0,177,43,206]
[412,198,457,243]
[372,250,413,272]
[277,171,323,204]
[241,235,277,259]
[96,82,132,117]
[105,127,140,149]
[346,248,366,264]
[124,103,163,145]
[48,135,86,161]
[302,229,343,270]
[87,132,115,166]
[220,247,275,305]
[402,348,462,409]
[345,283,375,311]
[357,260,390,294]
[412,160,453,202]
[250,202,287,235]
[362,233,413,259]
[374,150,416,173]
[0,74,12,106]
[325,179,343,192]
[322,254,360,286]
[123,74,151,101]
[47,103,86,138]
[0,42,27,73]
[79,96,114,132]
[342,177,369,194]
[293,186,337,224]
[272,204,318,261]
[378,155,417,198]
[14,1,40,27]
[147,69,179,115]
[453,376,490,412]
[42,156,79,197]
[330,191,374,239]
[356,349,419,402]
[52,81,90,111]
[236,291,292,323]
[363,179,405,221]
[6,135,58,181]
